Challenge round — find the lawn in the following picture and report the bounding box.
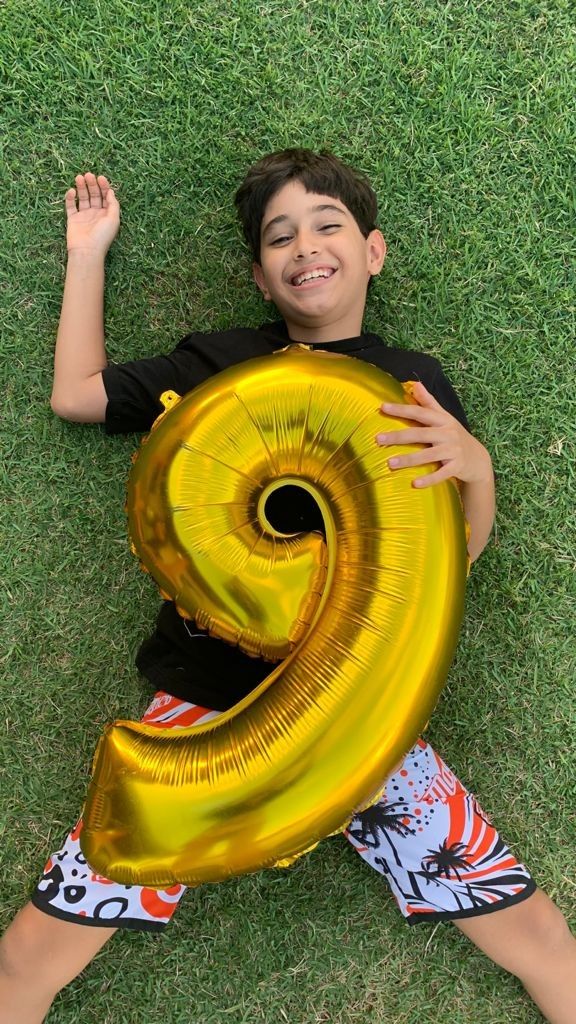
[1,1,574,1021]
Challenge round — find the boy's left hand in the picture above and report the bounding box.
[376,381,490,488]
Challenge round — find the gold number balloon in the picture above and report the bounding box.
[81,346,469,887]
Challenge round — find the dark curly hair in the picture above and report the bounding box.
[234,148,379,263]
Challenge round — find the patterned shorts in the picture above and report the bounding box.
[32,693,535,931]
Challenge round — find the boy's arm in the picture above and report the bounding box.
[376,380,496,564]
[51,174,120,422]
[458,467,495,563]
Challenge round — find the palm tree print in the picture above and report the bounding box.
[347,801,416,867]
[420,840,472,881]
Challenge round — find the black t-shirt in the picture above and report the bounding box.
[102,321,470,710]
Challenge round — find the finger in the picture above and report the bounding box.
[103,185,119,213]
[376,428,447,446]
[387,448,446,470]
[64,187,77,218]
[84,172,103,209]
[94,175,117,210]
[380,402,445,425]
[75,174,90,210]
[97,174,112,203]
[409,380,443,408]
[412,465,455,488]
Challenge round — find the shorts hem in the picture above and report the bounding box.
[405,877,537,926]
[30,891,167,933]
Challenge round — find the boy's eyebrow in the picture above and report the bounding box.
[262,204,348,238]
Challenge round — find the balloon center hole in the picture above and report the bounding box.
[263,485,324,535]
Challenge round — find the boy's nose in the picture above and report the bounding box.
[294,231,319,258]
[295,243,319,259]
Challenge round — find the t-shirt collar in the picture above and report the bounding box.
[260,320,383,353]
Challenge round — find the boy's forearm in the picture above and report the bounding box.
[51,250,107,416]
[460,456,496,563]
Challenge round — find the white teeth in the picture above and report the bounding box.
[293,269,333,286]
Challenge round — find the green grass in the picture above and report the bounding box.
[1,0,575,1020]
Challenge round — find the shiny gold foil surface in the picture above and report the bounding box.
[81,346,469,887]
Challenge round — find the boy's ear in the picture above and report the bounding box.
[367,230,387,278]
[253,262,271,300]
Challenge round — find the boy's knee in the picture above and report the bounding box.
[526,890,574,956]
[0,908,59,995]
[0,903,115,999]
[0,914,31,980]
[504,892,569,970]
[456,888,574,980]
[510,891,574,981]
[506,890,576,993]
[520,888,568,931]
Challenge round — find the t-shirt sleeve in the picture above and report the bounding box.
[426,364,471,433]
[101,334,218,435]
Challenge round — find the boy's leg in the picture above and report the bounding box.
[455,889,576,1024]
[0,693,220,1023]
[0,903,116,1024]
[344,739,575,1022]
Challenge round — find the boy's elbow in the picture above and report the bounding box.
[50,392,75,420]
[50,375,108,423]
[467,527,494,565]
[468,544,483,565]
[50,392,89,421]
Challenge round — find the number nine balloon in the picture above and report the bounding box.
[81,346,469,887]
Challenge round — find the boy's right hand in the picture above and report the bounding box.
[65,173,120,256]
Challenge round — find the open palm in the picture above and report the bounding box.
[65,172,120,255]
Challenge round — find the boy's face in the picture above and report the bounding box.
[253,180,386,343]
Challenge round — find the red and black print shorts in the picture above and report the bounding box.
[31,692,535,931]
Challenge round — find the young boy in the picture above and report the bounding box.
[1,150,574,1023]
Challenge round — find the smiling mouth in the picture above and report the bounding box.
[290,268,336,288]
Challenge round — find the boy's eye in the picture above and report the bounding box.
[268,223,341,247]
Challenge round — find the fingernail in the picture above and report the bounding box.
[389,458,400,467]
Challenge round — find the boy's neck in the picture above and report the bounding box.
[282,313,365,345]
